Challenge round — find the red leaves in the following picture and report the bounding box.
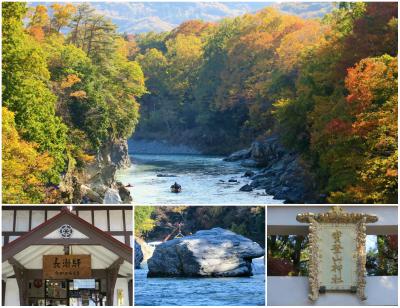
[325,118,351,135]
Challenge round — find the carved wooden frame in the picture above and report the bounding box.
[296,206,378,301]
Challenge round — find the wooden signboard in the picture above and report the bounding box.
[43,255,91,279]
[296,207,378,301]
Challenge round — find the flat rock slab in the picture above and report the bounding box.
[147,227,264,278]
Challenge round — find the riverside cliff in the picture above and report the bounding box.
[224,135,319,203]
[60,139,132,204]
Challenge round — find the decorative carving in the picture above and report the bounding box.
[296,206,378,301]
[59,224,73,238]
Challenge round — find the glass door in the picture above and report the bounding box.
[68,279,105,306]
[45,280,68,306]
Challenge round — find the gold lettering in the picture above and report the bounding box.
[331,229,343,284]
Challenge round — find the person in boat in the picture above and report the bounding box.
[170,182,182,193]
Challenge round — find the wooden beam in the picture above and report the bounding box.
[2,280,6,306]
[3,210,132,263]
[11,269,127,280]
[128,279,133,306]
[106,258,124,306]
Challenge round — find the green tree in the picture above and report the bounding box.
[2,2,67,183]
[135,206,156,236]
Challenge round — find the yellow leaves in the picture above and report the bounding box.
[28,26,45,42]
[386,169,398,177]
[166,34,203,62]
[277,20,326,72]
[50,3,77,31]
[2,107,54,203]
[61,74,81,89]
[70,90,87,99]
[77,152,95,164]
[28,4,49,28]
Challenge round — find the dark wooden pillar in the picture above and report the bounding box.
[128,279,133,306]
[2,279,6,306]
[9,258,28,306]
[106,258,123,306]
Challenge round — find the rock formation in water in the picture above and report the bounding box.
[135,239,144,269]
[224,134,318,203]
[147,228,264,278]
[59,138,133,204]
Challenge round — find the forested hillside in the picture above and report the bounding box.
[90,2,333,33]
[2,3,146,203]
[2,2,397,204]
[134,2,397,203]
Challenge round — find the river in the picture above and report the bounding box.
[134,258,265,306]
[116,154,284,204]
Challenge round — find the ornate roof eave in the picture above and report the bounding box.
[296,206,378,224]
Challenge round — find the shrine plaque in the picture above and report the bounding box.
[296,207,378,301]
[317,223,357,290]
[43,255,91,279]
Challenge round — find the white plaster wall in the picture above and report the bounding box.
[113,236,125,244]
[9,236,19,242]
[5,278,20,306]
[44,227,88,239]
[113,278,130,306]
[109,210,123,231]
[31,210,45,229]
[125,210,133,231]
[267,276,398,306]
[78,211,92,224]
[15,210,29,232]
[47,210,59,219]
[94,210,108,231]
[2,210,14,231]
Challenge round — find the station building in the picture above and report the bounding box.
[2,205,133,306]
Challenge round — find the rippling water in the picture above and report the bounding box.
[116,154,283,204]
[134,258,265,306]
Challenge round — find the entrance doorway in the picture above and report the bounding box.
[27,279,106,306]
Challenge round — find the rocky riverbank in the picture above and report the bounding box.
[135,237,155,269]
[60,138,132,204]
[135,240,144,269]
[224,135,319,203]
[147,228,264,278]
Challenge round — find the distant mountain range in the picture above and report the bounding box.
[31,2,335,34]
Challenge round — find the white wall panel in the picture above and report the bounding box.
[125,210,132,231]
[94,210,108,231]
[78,211,92,224]
[5,278,20,306]
[2,210,14,232]
[109,210,123,231]
[15,210,29,232]
[31,210,45,229]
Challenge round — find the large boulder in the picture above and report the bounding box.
[147,228,264,278]
[135,240,144,269]
[103,188,122,204]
